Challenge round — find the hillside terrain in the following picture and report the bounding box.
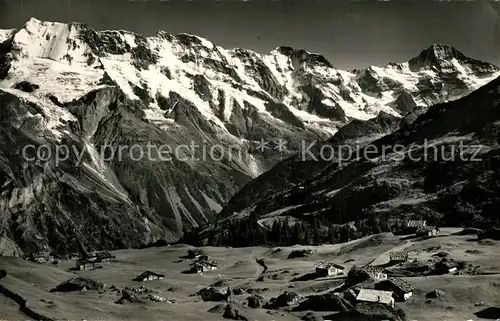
[210,72,500,244]
[1,229,500,321]
[0,18,498,255]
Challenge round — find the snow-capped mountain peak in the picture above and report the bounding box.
[409,43,498,75]
[2,18,498,137]
[0,18,499,254]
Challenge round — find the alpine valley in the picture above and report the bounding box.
[0,18,498,255]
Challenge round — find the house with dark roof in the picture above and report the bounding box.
[76,258,102,270]
[197,255,209,262]
[316,262,345,277]
[190,262,211,274]
[190,263,204,274]
[360,265,388,282]
[389,250,409,263]
[26,251,52,264]
[434,259,458,274]
[187,249,204,259]
[133,271,165,282]
[375,278,415,301]
[96,251,115,262]
[69,253,80,260]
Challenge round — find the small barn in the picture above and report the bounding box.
[190,263,204,274]
[316,263,345,277]
[133,271,165,282]
[356,289,395,308]
[69,253,81,260]
[197,255,209,262]
[361,265,388,282]
[375,278,415,301]
[27,252,52,264]
[96,251,115,262]
[205,261,218,270]
[406,220,426,229]
[404,220,427,233]
[389,251,409,263]
[76,258,102,270]
[187,249,204,259]
[435,259,458,274]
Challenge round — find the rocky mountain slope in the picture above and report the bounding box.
[0,18,498,255]
[216,75,500,236]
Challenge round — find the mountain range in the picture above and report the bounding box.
[213,74,500,245]
[0,17,498,255]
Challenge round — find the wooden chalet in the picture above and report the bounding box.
[316,262,345,277]
[133,271,165,282]
[356,289,395,308]
[375,278,415,301]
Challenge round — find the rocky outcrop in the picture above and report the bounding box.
[325,302,407,321]
[196,287,228,302]
[294,292,353,312]
[223,303,249,320]
[49,277,104,292]
[287,249,314,259]
[247,294,264,308]
[426,289,444,299]
[264,291,303,309]
[393,91,418,115]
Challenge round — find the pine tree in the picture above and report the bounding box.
[312,217,321,244]
[282,219,292,245]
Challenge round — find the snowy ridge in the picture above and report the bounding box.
[2,18,498,144]
[0,29,15,43]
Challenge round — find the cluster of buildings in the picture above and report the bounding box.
[75,251,115,270]
[345,226,453,310]
[405,220,440,237]
[24,250,116,270]
[314,261,388,281]
[24,251,55,264]
[313,259,414,308]
[187,249,218,274]
[353,262,415,308]
[355,277,415,307]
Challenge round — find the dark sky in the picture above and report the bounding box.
[0,0,499,70]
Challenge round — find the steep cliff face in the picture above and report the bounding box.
[0,18,498,255]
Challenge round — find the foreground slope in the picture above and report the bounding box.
[219,75,500,231]
[0,18,498,255]
[1,230,500,321]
